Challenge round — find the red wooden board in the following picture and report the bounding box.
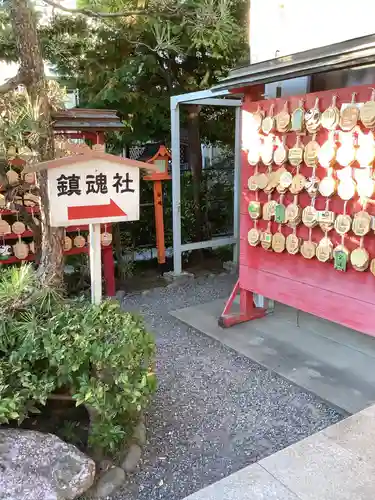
[241,84,375,336]
[0,246,89,265]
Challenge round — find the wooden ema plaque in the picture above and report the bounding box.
[238,84,375,337]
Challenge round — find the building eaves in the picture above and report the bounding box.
[212,34,375,91]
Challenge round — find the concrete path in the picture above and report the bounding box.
[182,403,375,500]
[171,299,375,413]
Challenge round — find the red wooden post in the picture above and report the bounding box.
[153,180,166,264]
[95,132,105,146]
[102,245,116,297]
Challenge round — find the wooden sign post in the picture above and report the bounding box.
[30,150,157,304]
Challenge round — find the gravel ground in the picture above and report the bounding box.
[114,273,344,500]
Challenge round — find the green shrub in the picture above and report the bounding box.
[0,265,156,453]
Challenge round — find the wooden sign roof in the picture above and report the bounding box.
[24,149,159,174]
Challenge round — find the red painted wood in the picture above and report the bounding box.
[220,279,266,328]
[1,207,38,215]
[0,255,35,264]
[220,307,266,328]
[96,132,105,145]
[222,279,240,316]
[239,264,375,336]
[240,235,374,305]
[0,244,116,298]
[2,226,98,240]
[153,180,166,265]
[102,246,116,297]
[68,199,126,220]
[3,230,34,240]
[0,228,115,298]
[240,83,375,335]
[0,246,89,265]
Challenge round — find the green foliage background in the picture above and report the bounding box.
[122,156,235,253]
[0,0,246,258]
[0,0,249,148]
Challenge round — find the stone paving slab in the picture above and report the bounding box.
[322,404,375,463]
[170,299,375,413]
[181,463,300,500]
[260,432,375,500]
[182,404,375,500]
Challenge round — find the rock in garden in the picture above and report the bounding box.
[115,290,126,302]
[0,428,95,500]
[88,467,126,499]
[121,443,142,472]
[133,421,147,446]
[223,261,237,274]
[163,271,194,284]
[98,459,113,473]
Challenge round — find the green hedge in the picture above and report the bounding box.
[0,265,156,452]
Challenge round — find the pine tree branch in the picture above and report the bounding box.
[41,0,178,19]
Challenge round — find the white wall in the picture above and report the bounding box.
[250,0,375,63]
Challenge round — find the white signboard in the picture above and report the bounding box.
[47,158,140,227]
[43,153,146,306]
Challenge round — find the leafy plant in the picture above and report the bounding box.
[0,265,156,453]
[118,156,234,254]
[59,420,84,448]
[64,253,91,296]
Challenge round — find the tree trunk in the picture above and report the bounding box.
[186,104,203,242]
[9,0,64,288]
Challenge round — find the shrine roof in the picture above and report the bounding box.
[139,144,171,163]
[212,34,375,91]
[136,143,163,162]
[52,108,125,131]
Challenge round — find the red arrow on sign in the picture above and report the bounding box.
[68,199,127,220]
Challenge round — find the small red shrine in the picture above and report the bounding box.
[142,145,171,271]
